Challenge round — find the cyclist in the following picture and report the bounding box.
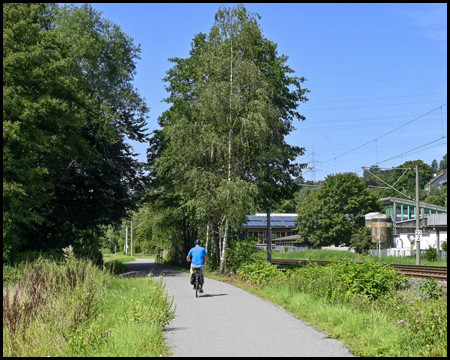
[186,239,208,293]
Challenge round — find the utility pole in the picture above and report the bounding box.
[125,226,128,256]
[131,220,133,257]
[415,165,421,265]
[266,210,272,264]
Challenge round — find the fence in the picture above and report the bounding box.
[256,244,312,253]
[370,249,447,260]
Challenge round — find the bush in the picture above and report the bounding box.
[331,262,405,299]
[349,227,373,254]
[290,261,406,302]
[441,241,447,252]
[236,260,284,286]
[226,237,258,272]
[423,247,438,262]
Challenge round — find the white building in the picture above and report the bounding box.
[392,213,447,252]
[367,197,447,257]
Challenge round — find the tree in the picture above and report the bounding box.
[148,5,309,272]
[349,227,374,255]
[372,160,433,201]
[431,159,439,174]
[3,3,95,260]
[424,186,447,208]
[295,173,383,247]
[439,154,447,171]
[3,4,149,262]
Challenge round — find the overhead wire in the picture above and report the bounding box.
[316,103,447,166]
[352,137,447,175]
[376,136,447,165]
[308,92,446,104]
[304,99,446,111]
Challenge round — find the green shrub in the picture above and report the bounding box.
[226,237,258,272]
[290,261,406,302]
[236,260,284,286]
[332,262,405,299]
[423,247,438,262]
[418,277,446,299]
[349,226,373,254]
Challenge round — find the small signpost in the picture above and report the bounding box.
[415,230,422,242]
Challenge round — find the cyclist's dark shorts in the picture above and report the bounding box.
[191,264,204,275]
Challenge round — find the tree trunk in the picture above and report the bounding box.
[211,222,220,268]
[220,218,229,274]
[206,224,210,256]
[219,36,233,275]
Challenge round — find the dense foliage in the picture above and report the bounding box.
[348,226,374,254]
[147,5,309,272]
[225,237,258,272]
[295,173,383,247]
[3,4,149,263]
[232,257,446,356]
[236,259,285,285]
[363,160,443,200]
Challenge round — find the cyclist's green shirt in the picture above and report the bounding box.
[188,246,207,266]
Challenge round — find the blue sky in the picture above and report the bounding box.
[68,3,447,181]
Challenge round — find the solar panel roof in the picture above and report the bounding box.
[244,214,297,228]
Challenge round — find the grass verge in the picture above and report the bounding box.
[3,250,175,357]
[193,261,447,357]
[253,248,447,266]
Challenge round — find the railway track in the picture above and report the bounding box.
[266,258,447,282]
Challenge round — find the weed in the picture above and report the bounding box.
[3,251,175,357]
[418,278,446,299]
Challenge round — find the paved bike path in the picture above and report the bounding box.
[123,258,355,357]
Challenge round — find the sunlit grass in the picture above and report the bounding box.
[3,252,175,357]
[253,248,447,266]
[204,257,447,357]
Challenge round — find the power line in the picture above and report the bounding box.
[376,136,447,165]
[308,92,446,104]
[299,116,446,131]
[352,141,447,175]
[317,103,447,166]
[311,74,445,87]
[374,104,447,142]
[304,99,446,111]
[301,112,447,125]
[307,64,446,76]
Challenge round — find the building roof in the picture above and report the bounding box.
[271,234,300,242]
[365,212,382,220]
[394,213,447,231]
[244,214,297,228]
[425,171,447,188]
[378,197,447,212]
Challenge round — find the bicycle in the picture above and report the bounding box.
[191,268,203,298]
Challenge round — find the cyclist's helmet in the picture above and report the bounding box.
[194,239,201,246]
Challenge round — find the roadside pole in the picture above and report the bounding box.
[415,165,421,265]
[267,211,272,264]
[125,226,128,256]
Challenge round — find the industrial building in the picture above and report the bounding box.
[367,197,447,256]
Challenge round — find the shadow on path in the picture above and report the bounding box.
[120,259,184,278]
[197,293,228,298]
